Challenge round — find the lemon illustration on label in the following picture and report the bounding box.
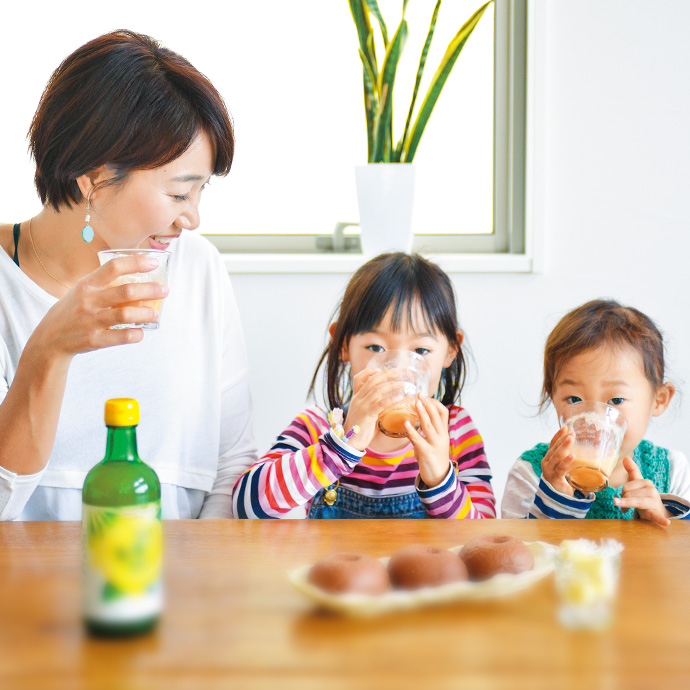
[90,511,162,595]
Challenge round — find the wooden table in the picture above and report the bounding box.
[0,519,688,689]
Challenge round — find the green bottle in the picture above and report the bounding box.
[82,398,162,636]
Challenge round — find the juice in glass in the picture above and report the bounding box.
[98,249,171,329]
[566,457,618,493]
[367,350,431,439]
[560,401,627,494]
[378,402,421,438]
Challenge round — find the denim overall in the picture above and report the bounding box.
[308,484,428,519]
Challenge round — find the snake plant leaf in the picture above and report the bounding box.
[395,0,442,162]
[358,48,378,160]
[365,32,379,88]
[372,17,409,162]
[402,0,492,162]
[350,0,380,161]
[365,32,381,160]
[349,0,378,79]
[358,49,378,103]
[363,0,389,47]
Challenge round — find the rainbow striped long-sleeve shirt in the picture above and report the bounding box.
[233,405,495,520]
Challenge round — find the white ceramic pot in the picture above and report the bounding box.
[355,164,416,256]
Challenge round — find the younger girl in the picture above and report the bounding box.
[502,299,690,523]
[233,253,495,519]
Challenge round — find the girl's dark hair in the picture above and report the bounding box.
[541,299,666,410]
[308,252,467,408]
[29,30,234,210]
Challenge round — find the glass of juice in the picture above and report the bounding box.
[555,539,623,630]
[367,350,431,438]
[98,249,171,330]
[560,401,627,493]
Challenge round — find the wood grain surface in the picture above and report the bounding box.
[0,519,688,689]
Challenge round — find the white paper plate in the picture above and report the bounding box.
[289,541,557,617]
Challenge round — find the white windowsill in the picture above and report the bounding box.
[223,252,533,274]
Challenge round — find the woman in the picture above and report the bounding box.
[0,30,256,520]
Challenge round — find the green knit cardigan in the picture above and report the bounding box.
[520,439,670,519]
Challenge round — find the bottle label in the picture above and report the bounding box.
[82,501,162,623]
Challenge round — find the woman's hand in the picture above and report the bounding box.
[28,255,169,360]
[613,457,672,526]
[405,396,451,488]
[541,425,576,496]
[343,369,406,451]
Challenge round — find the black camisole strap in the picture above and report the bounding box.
[12,223,20,267]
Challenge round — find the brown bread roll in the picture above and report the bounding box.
[308,553,390,595]
[388,544,468,590]
[459,535,534,580]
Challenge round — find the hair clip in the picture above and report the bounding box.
[328,408,359,441]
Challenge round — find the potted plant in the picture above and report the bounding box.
[349,0,492,254]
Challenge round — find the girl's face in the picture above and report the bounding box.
[84,132,214,251]
[337,302,461,397]
[551,345,674,458]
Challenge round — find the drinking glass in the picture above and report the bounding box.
[560,401,627,493]
[555,539,623,630]
[366,350,431,438]
[98,249,171,330]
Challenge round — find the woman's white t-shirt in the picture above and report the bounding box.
[0,231,257,520]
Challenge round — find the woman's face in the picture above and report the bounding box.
[89,131,214,251]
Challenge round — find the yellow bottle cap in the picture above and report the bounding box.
[104,398,140,427]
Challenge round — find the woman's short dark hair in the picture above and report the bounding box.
[308,252,468,408]
[29,30,234,210]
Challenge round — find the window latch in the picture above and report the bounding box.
[315,222,361,252]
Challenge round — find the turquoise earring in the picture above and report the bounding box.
[82,196,94,243]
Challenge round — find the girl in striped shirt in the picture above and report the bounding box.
[502,299,690,522]
[233,253,495,519]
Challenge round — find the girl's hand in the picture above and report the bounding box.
[613,457,672,527]
[28,255,169,360]
[405,395,451,488]
[541,426,576,496]
[344,369,406,451]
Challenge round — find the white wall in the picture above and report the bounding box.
[231,0,690,507]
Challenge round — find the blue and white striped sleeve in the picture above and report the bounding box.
[661,450,690,520]
[661,497,690,519]
[501,458,593,519]
[529,476,593,519]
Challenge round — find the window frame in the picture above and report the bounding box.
[208,0,530,267]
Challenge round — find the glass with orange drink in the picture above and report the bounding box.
[367,350,431,438]
[98,249,171,330]
[560,401,627,493]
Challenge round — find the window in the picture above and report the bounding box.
[207,0,528,258]
[2,0,527,262]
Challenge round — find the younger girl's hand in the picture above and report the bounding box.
[405,396,451,488]
[344,369,406,451]
[541,426,575,496]
[613,457,672,527]
[29,255,169,360]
